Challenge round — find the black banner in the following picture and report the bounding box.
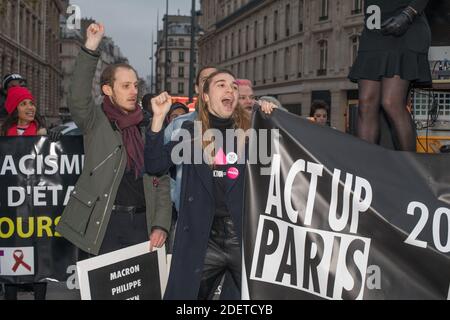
[0,136,84,284]
[244,110,450,300]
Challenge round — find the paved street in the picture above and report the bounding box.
[0,282,81,300]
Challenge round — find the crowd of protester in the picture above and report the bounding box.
[0,4,430,298]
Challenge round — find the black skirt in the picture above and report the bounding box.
[349,10,432,84]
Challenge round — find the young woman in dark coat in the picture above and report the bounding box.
[145,70,275,299]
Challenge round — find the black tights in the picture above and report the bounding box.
[357,76,416,152]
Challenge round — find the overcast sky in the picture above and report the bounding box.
[71,0,199,79]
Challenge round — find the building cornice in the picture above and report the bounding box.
[0,33,46,63]
[215,0,267,29]
[52,0,66,13]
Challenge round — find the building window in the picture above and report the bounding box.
[273,50,277,82]
[166,82,171,93]
[178,66,184,78]
[238,29,241,55]
[298,0,304,32]
[284,47,290,80]
[285,4,291,37]
[263,54,267,84]
[297,43,303,78]
[253,57,257,85]
[245,60,249,78]
[231,32,235,57]
[179,51,185,62]
[178,82,184,94]
[352,0,363,15]
[318,40,328,76]
[254,20,258,49]
[225,36,228,59]
[245,25,249,52]
[350,36,360,65]
[179,38,185,47]
[319,0,329,21]
[274,10,278,41]
[413,91,450,120]
[263,16,268,45]
[0,55,5,76]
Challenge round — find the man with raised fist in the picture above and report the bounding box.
[56,23,172,256]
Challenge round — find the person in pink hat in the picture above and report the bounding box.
[0,86,47,136]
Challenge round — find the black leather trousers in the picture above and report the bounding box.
[197,216,241,300]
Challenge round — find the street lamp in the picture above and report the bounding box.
[188,0,197,103]
[150,33,155,94]
[164,0,170,93]
[154,40,159,93]
[149,56,154,94]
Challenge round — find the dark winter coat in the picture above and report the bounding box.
[145,121,246,299]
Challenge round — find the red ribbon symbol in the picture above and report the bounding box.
[12,250,32,272]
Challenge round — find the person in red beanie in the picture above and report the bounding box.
[0,86,47,136]
[0,86,49,300]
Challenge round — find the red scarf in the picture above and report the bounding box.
[102,96,144,178]
[7,121,38,136]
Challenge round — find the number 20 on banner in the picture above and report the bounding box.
[405,202,450,253]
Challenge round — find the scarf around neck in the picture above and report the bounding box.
[102,96,144,178]
[7,121,38,136]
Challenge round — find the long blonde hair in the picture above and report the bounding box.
[197,70,251,165]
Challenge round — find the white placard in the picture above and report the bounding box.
[77,242,167,300]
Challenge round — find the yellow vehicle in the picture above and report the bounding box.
[416,136,450,153]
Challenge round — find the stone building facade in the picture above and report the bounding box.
[198,0,366,131]
[60,18,83,119]
[60,17,130,118]
[155,14,200,96]
[0,0,68,125]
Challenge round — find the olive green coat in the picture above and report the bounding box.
[56,48,171,255]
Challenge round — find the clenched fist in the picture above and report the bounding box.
[150,92,173,133]
[151,92,172,118]
[85,23,105,51]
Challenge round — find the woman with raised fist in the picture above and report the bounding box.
[145,70,275,300]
